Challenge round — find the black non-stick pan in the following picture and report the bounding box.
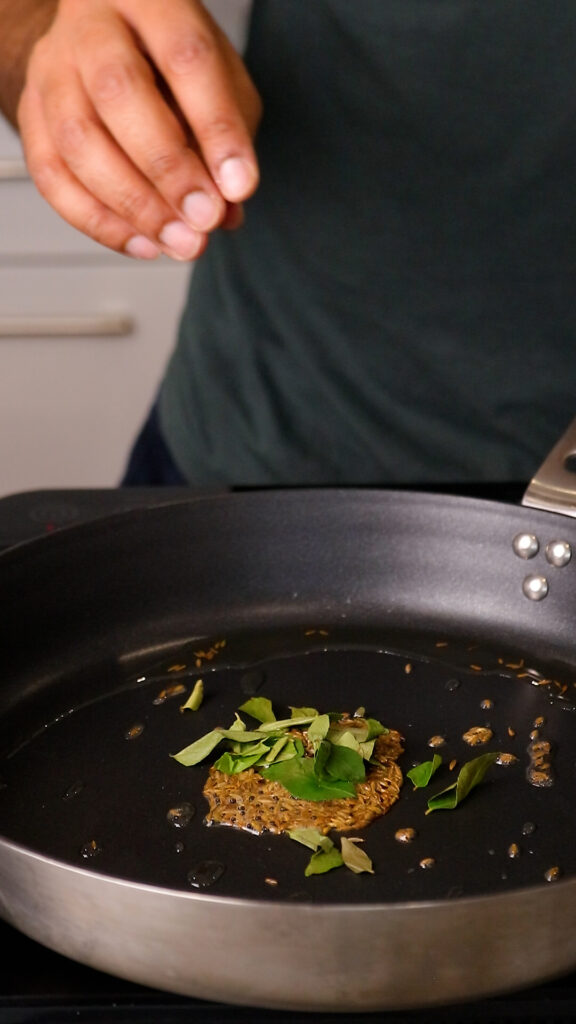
[2,426,576,1012]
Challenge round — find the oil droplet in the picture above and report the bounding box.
[526,738,555,788]
[166,802,196,828]
[522,821,536,836]
[480,699,494,710]
[124,723,145,740]
[427,735,446,749]
[419,857,435,870]
[496,753,519,767]
[444,678,460,692]
[395,828,417,844]
[187,860,225,889]
[175,841,185,854]
[62,780,84,801]
[545,866,561,883]
[507,843,520,859]
[80,839,102,859]
[462,726,493,746]
[240,669,266,695]
[153,683,187,705]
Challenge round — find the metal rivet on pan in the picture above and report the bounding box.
[545,540,572,567]
[512,533,539,559]
[522,575,549,601]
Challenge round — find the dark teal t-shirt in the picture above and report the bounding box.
[158,0,576,485]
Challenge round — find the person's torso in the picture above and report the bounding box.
[159,0,576,485]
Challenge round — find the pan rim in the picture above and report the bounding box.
[1,832,573,913]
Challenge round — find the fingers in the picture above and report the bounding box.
[17,0,261,258]
[130,0,261,202]
[20,74,208,260]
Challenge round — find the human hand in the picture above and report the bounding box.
[17,0,262,260]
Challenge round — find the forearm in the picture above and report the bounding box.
[0,0,57,127]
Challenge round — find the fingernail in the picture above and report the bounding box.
[125,235,160,260]
[159,220,204,259]
[182,190,219,231]
[218,157,256,201]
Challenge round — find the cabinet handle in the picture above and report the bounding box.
[0,314,135,337]
[0,157,29,180]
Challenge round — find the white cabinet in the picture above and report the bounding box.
[0,111,190,497]
[0,0,252,497]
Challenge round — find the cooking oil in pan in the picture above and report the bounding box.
[0,625,575,904]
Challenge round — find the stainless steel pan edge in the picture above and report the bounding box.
[1,836,576,1012]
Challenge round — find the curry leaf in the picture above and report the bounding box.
[313,739,331,780]
[288,827,329,851]
[213,750,264,774]
[261,756,357,801]
[171,729,224,766]
[322,743,365,783]
[340,837,374,874]
[180,679,204,712]
[365,718,389,740]
[304,846,344,876]
[229,714,247,733]
[216,727,280,742]
[427,752,499,812]
[259,714,318,733]
[407,754,442,789]
[238,697,276,724]
[290,706,318,718]
[329,728,362,751]
[306,714,331,749]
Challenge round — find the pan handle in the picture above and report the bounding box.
[522,417,576,516]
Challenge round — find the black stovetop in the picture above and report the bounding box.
[1,486,576,1024]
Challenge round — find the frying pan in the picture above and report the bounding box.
[2,425,576,1012]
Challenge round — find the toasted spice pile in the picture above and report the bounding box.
[203,729,404,834]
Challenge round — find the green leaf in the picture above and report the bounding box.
[365,718,389,740]
[407,754,442,789]
[180,679,204,711]
[427,752,499,813]
[329,728,362,751]
[358,739,376,762]
[258,714,318,733]
[320,743,365,784]
[255,735,290,767]
[213,750,264,774]
[306,713,331,750]
[171,729,224,766]
[261,756,357,801]
[238,697,276,724]
[340,837,374,875]
[229,739,271,757]
[290,706,318,718]
[288,827,329,851]
[217,727,280,742]
[304,846,344,876]
[313,739,331,780]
